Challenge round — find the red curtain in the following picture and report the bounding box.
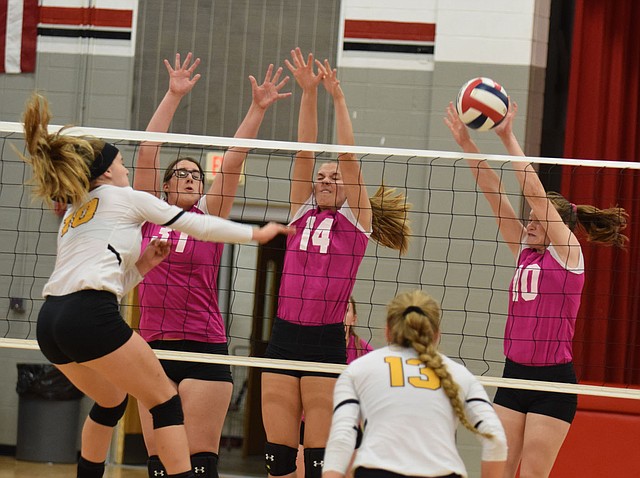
[562,0,640,383]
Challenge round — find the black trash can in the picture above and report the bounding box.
[16,363,84,463]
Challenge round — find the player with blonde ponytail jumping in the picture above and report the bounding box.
[323,290,507,478]
[19,93,292,478]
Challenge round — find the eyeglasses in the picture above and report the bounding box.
[172,168,203,181]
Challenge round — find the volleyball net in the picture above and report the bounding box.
[1,121,639,400]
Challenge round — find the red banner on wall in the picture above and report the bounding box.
[0,0,38,73]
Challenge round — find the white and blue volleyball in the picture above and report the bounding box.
[455,77,509,131]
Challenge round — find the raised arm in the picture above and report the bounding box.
[133,52,201,196]
[317,59,372,231]
[494,103,580,267]
[206,64,291,218]
[445,102,524,258]
[285,48,324,216]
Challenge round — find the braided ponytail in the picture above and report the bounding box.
[386,290,493,438]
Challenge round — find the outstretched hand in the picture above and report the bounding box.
[284,47,323,91]
[252,222,295,244]
[493,100,517,139]
[444,102,472,148]
[136,238,171,276]
[164,52,201,97]
[250,64,292,110]
[315,59,342,98]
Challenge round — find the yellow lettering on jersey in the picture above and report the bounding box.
[384,356,441,390]
[384,356,405,387]
[61,198,100,237]
[406,358,441,390]
[61,214,73,236]
[72,198,99,227]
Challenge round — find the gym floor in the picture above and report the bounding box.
[0,448,264,477]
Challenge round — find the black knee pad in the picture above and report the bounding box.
[77,456,105,478]
[264,442,298,476]
[147,455,167,477]
[191,452,219,477]
[89,395,128,427]
[304,448,325,478]
[150,394,184,429]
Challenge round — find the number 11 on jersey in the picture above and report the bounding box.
[156,227,189,253]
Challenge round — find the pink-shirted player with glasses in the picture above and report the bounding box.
[133,52,291,478]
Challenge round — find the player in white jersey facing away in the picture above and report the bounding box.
[323,289,508,478]
[261,48,411,478]
[19,93,292,478]
[132,53,291,478]
[445,102,628,478]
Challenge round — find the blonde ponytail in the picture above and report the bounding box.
[19,93,105,209]
[370,185,411,255]
[386,290,493,438]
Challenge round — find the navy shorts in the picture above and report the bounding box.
[37,290,133,364]
[493,359,578,424]
[149,340,233,384]
[263,318,346,378]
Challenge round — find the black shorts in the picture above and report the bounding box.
[355,468,460,478]
[37,290,133,365]
[149,340,233,384]
[493,359,578,424]
[263,318,346,378]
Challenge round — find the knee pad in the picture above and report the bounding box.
[147,455,167,477]
[150,394,184,429]
[89,395,128,427]
[191,452,219,477]
[77,456,105,478]
[304,448,325,478]
[170,472,197,478]
[264,442,298,476]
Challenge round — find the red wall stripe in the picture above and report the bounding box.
[344,20,435,42]
[0,0,7,71]
[39,6,133,28]
[21,0,38,72]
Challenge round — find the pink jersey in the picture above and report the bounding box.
[505,245,585,366]
[138,199,226,343]
[278,198,370,326]
[346,335,373,364]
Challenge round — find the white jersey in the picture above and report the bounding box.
[43,185,253,301]
[324,345,507,478]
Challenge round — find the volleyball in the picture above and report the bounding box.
[455,77,509,131]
